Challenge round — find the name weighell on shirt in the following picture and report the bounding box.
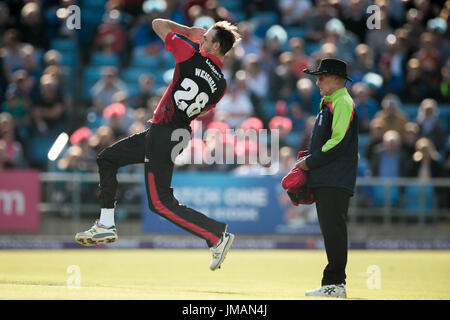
[195,67,218,93]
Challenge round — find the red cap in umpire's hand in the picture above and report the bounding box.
[303,58,352,82]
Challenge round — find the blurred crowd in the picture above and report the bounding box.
[0,0,449,210]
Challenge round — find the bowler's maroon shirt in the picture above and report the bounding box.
[152,32,227,130]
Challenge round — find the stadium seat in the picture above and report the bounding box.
[60,52,77,66]
[80,0,107,9]
[404,185,435,216]
[372,185,401,208]
[218,0,242,11]
[305,43,321,55]
[263,101,277,119]
[50,38,77,52]
[81,8,104,30]
[121,68,147,85]
[130,54,160,69]
[285,132,301,148]
[402,104,419,121]
[82,66,104,100]
[358,134,370,158]
[90,52,120,67]
[127,83,141,98]
[250,12,279,38]
[285,27,306,40]
[28,133,60,166]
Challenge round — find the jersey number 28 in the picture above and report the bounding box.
[174,78,209,117]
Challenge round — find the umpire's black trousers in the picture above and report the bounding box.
[96,122,227,247]
[312,187,350,286]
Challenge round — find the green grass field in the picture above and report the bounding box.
[0,249,449,300]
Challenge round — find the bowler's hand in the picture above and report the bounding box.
[189,27,207,44]
[295,157,310,171]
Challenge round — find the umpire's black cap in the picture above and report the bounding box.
[303,58,353,82]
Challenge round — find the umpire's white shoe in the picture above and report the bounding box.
[305,284,347,298]
[209,232,235,271]
[75,220,118,246]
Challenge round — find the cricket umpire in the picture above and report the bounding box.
[296,58,358,298]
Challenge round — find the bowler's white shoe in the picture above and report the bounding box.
[305,284,347,298]
[209,232,235,271]
[75,220,118,246]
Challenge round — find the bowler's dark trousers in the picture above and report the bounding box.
[312,187,350,286]
[96,122,226,247]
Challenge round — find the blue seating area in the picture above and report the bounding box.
[82,66,104,100]
[50,38,77,52]
[90,52,121,68]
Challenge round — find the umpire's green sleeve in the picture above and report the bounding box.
[306,88,355,169]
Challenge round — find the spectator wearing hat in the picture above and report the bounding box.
[426,18,449,63]
[297,58,358,298]
[103,102,128,140]
[90,66,128,110]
